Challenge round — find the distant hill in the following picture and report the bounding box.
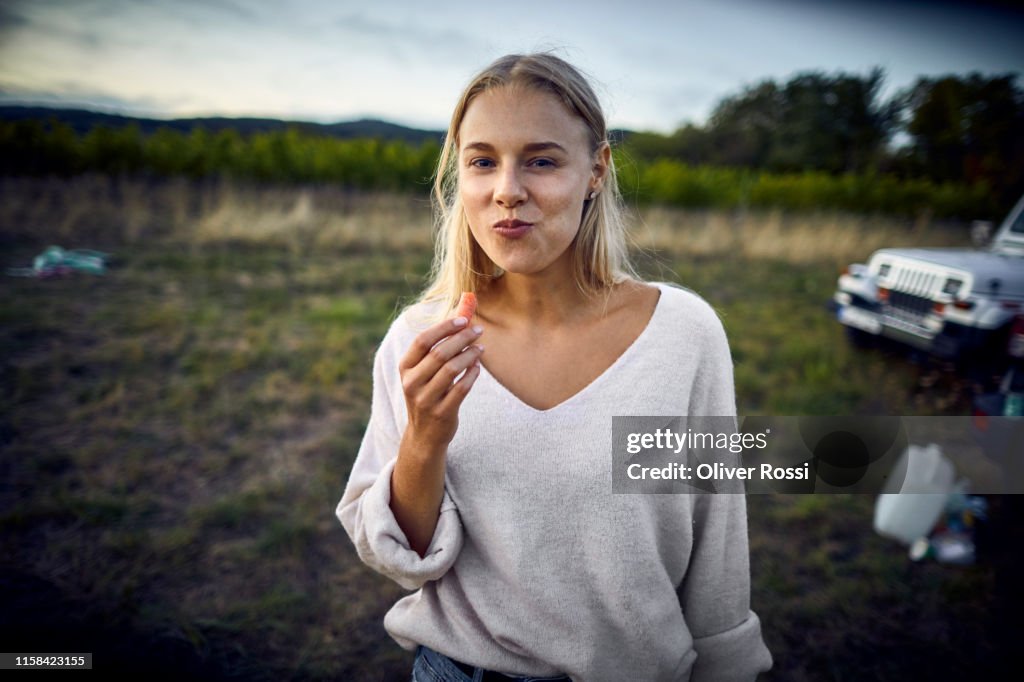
[0,105,445,144]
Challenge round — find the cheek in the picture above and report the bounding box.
[458,175,489,210]
[458,182,488,239]
[538,183,583,222]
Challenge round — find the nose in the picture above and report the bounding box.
[494,165,527,208]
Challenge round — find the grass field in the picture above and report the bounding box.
[0,177,1011,680]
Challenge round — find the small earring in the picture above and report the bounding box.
[588,191,597,200]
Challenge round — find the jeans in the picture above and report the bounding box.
[411,645,572,682]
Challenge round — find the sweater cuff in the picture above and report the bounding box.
[690,611,773,681]
[357,458,464,590]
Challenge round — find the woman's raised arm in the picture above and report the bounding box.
[337,312,483,590]
[392,315,484,554]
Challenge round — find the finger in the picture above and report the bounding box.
[399,316,473,371]
[437,359,481,413]
[402,324,483,393]
[429,324,484,365]
[419,344,484,405]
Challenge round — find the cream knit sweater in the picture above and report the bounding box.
[337,282,772,681]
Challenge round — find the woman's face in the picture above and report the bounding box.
[457,86,607,278]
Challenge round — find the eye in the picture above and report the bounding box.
[469,158,495,169]
[529,158,557,169]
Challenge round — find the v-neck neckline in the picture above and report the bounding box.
[477,282,667,415]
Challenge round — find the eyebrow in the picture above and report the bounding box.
[461,141,568,154]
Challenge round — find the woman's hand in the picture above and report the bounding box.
[391,316,483,556]
[399,316,484,449]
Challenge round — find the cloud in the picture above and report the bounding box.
[0,1,106,53]
[181,0,259,23]
[0,3,30,33]
[331,10,489,66]
[0,81,173,116]
[137,0,261,29]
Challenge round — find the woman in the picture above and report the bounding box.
[338,53,772,682]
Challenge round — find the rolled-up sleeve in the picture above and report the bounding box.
[681,492,772,681]
[682,300,773,680]
[336,327,464,590]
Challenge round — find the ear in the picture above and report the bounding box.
[589,141,611,193]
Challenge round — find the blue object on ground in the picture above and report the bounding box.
[6,246,111,278]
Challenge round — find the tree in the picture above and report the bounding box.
[773,69,897,174]
[899,73,1024,205]
[705,80,783,168]
[705,69,898,174]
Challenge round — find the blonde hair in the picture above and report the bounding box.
[411,52,638,322]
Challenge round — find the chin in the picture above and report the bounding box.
[482,247,572,277]
[477,250,528,275]
[487,252,558,275]
[490,262,539,276]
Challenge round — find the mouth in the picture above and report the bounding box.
[493,219,534,239]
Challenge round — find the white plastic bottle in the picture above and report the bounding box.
[873,444,955,545]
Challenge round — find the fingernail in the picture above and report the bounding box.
[475,344,485,352]
[472,325,483,334]
[453,316,467,327]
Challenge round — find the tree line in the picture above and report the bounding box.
[623,71,1022,215]
[0,123,441,190]
[1,71,1020,219]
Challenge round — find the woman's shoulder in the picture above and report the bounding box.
[650,281,725,323]
[638,278,729,358]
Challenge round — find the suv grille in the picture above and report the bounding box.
[887,290,932,316]
[890,267,941,298]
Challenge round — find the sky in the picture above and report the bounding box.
[0,0,1022,133]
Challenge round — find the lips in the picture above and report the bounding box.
[493,219,534,239]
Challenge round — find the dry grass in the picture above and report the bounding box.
[0,176,1000,682]
[0,176,971,266]
[189,187,435,254]
[630,205,969,267]
[0,176,435,253]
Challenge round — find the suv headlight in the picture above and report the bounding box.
[942,278,963,296]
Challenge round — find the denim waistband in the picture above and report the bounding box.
[413,645,572,682]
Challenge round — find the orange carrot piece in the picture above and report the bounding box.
[456,292,477,321]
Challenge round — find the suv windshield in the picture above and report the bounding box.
[1011,207,1024,235]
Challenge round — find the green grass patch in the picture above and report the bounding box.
[0,193,1004,681]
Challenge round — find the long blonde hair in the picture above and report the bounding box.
[411,53,638,322]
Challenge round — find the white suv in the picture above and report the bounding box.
[833,193,1024,370]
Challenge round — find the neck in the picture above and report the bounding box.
[481,257,594,329]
